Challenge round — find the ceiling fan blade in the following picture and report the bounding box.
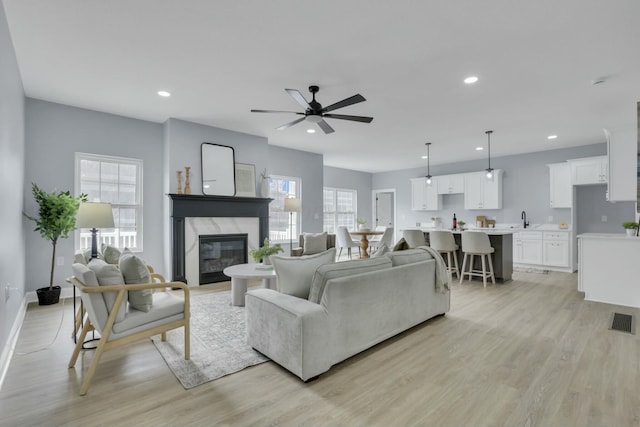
[323,113,373,123]
[321,94,366,113]
[251,109,303,114]
[317,119,335,134]
[285,89,312,110]
[276,117,306,130]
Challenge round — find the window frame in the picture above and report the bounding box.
[323,186,358,234]
[268,174,301,244]
[74,152,144,252]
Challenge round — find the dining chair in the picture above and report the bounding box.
[336,226,361,259]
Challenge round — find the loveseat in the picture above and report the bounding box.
[245,247,450,381]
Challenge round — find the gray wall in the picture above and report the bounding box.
[0,1,26,371]
[323,166,373,225]
[372,143,632,231]
[576,185,636,234]
[24,99,165,292]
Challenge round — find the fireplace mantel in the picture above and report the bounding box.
[168,194,272,282]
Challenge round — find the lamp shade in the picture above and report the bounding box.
[76,202,115,228]
[284,198,301,213]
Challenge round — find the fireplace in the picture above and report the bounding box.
[199,234,248,284]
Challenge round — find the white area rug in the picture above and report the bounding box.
[151,290,268,389]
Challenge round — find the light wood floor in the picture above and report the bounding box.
[1,271,639,427]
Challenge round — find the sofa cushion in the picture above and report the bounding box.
[371,243,390,258]
[88,259,127,323]
[119,249,153,312]
[308,257,392,303]
[101,244,122,264]
[303,232,328,255]
[271,248,336,298]
[386,247,433,266]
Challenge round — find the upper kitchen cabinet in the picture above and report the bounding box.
[410,177,442,211]
[436,174,464,194]
[568,156,607,185]
[463,170,503,210]
[547,162,572,208]
[605,127,637,202]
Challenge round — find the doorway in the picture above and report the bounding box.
[372,188,396,245]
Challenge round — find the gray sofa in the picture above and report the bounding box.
[245,248,450,381]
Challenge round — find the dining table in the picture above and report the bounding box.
[350,229,384,258]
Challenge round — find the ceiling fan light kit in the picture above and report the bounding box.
[251,85,373,134]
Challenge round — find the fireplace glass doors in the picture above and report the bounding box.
[199,234,248,284]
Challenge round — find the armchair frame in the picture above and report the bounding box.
[67,276,190,395]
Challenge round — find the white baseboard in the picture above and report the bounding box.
[0,296,27,392]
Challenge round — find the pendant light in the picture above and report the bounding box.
[485,130,494,179]
[425,142,433,185]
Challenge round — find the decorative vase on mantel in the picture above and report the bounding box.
[176,170,183,194]
[184,166,191,195]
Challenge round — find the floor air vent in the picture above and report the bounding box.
[610,313,634,334]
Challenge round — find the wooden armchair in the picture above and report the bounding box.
[68,263,190,395]
[291,233,336,256]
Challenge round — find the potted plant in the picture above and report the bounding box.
[357,217,368,231]
[250,238,284,265]
[457,220,466,230]
[622,221,638,237]
[24,183,86,305]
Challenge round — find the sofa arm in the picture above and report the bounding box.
[245,288,331,381]
[291,247,304,257]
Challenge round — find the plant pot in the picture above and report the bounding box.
[626,228,637,237]
[36,285,61,305]
[263,255,272,265]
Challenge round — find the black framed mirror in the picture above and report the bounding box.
[201,143,236,196]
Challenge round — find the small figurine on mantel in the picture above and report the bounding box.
[184,166,191,194]
[176,170,183,194]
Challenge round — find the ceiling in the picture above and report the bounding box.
[3,0,640,173]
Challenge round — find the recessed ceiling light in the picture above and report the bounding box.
[157,90,171,97]
[306,129,316,134]
[464,76,479,84]
[421,155,428,159]
[547,134,558,140]
[475,146,484,151]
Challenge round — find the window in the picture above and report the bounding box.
[323,187,357,233]
[75,153,143,251]
[268,175,301,243]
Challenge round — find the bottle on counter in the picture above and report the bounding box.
[452,213,457,230]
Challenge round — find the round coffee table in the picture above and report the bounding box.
[223,263,277,306]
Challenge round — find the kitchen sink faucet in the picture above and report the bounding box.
[521,211,530,228]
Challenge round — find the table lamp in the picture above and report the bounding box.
[284,198,301,256]
[76,202,115,259]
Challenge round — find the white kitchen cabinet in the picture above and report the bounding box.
[514,231,543,264]
[410,177,442,211]
[542,231,570,267]
[605,127,637,202]
[568,156,607,185]
[463,170,503,210]
[436,174,464,194]
[547,162,572,208]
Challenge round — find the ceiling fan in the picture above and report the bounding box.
[251,85,373,134]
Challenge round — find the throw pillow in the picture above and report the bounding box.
[308,257,392,303]
[371,243,390,258]
[303,232,328,255]
[119,249,153,312]
[386,247,433,267]
[88,259,127,323]
[101,244,122,265]
[271,248,337,298]
[392,238,410,251]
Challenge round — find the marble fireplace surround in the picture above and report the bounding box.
[168,194,271,284]
[184,217,258,286]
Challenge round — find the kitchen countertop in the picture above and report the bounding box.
[578,232,639,240]
[416,228,516,235]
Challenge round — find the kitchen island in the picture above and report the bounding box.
[418,229,513,282]
[578,233,640,308]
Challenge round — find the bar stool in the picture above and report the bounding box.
[459,231,495,288]
[402,229,427,248]
[429,230,460,279]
